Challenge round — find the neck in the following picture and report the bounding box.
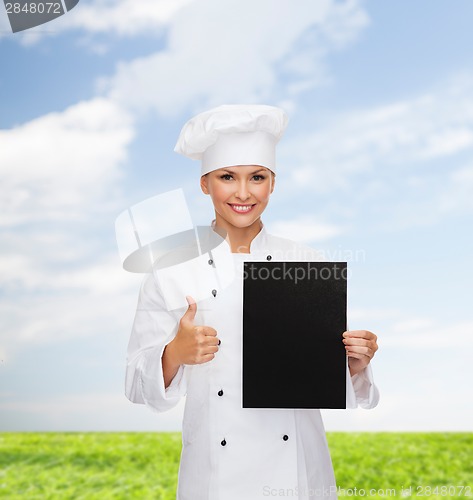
[213,214,262,253]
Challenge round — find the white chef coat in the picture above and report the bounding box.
[125,223,379,500]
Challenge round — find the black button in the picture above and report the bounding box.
[266,255,272,261]
[218,390,224,397]
[218,339,221,346]
[212,289,217,297]
[283,435,289,441]
[221,439,226,446]
[208,259,213,265]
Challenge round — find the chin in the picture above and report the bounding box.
[233,213,264,226]
[231,219,258,228]
[219,213,259,229]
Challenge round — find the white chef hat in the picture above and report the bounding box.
[174,104,288,175]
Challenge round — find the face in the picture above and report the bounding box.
[200,165,275,232]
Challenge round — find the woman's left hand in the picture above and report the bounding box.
[342,330,378,377]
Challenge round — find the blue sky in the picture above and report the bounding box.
[1,0,472,432]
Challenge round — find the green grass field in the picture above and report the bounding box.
[0,433,471,499]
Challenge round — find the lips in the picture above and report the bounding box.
[228,203,255,213]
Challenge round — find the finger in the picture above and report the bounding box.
[202,345,219,355]
[343,329,376,339]
[182,295,197,324]
[345,345,374,358]
[202,326,217,337]
[343,330,377,341]
[343,337,372,348]
[195,332,220,346]
[345,350,370,360]
[203,336,220,347]
[195,334,220,354]
[196,353,216,364]
[343,339,378,355]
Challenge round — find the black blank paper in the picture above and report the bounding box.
[242,261,347,409]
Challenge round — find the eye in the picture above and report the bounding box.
[252,174,266,181]
[220,174,233,181]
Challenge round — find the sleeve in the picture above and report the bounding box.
[125,271,188,413]
[345,358,380,409]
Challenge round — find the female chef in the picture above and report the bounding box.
[125,104,379,500]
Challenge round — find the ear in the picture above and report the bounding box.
[270,172,276,194]
[200,174,210,195]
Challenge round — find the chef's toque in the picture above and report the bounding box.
[174,104,288,175]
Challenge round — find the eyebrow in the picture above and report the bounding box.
[221,168,267,175]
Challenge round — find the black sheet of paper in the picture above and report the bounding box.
[242,261,347,409]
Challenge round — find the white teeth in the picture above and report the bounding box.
[232,205,252,212]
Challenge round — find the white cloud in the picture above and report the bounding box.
[452,164,473,182]
[0,253,143,360]
[0,97,139,360]
[365,159,473,230]
[101,0,369,117]
[0,97,135,225]
[348,307,402,323]
[60,0,193,36]
[347,309,473,350]
[280,74,473,194]
[437,163,473,215]
[271,74,473,232]
[3,0,368,62]
[383,319,473,349]
[0,249,136,295]
[1,0,193,45]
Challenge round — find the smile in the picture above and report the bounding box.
[228,204,255,213]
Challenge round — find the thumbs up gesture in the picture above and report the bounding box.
[163,296,220,387]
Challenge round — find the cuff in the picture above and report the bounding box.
[139,341,187,413]
[345,360,380,409]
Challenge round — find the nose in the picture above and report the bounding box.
[235,180,251,201]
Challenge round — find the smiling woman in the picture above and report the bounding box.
[200,165,275,253]
[125,104,379,500]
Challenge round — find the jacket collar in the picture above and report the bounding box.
[248,222,269,254]
[210,219,269,255]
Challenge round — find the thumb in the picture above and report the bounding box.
[183,295,197,323]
